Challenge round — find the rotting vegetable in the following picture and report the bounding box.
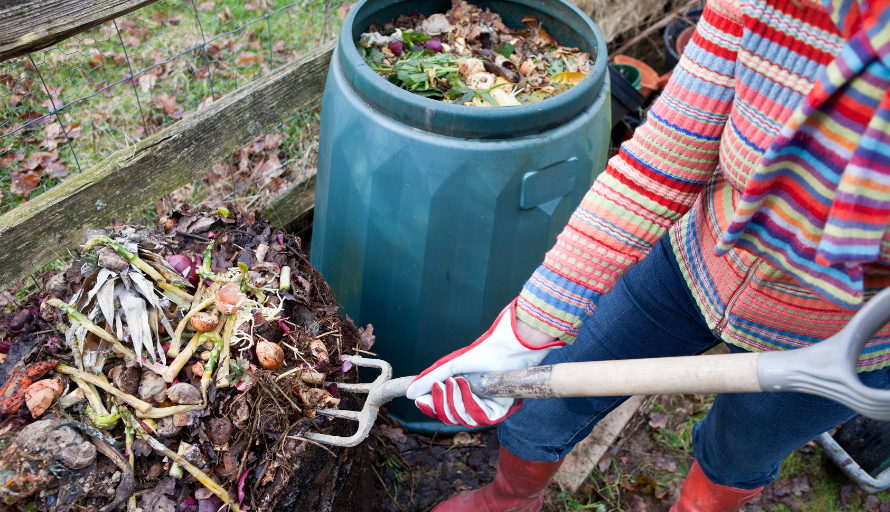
[0,206,371,511]
[356,0,595,106]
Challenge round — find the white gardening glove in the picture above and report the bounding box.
[406,299,565,427]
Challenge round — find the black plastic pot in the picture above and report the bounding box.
[828,415,890,478]
[609,64,645,128]
[663,8,704,72]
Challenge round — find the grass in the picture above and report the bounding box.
[0,0,343,216]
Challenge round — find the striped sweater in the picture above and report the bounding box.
[517,0,890,371]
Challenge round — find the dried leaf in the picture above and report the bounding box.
[139,73,157,93]
[648,412,669,429]
[380,425,407,444]
[139,477,177,512]
[359,324,375,351]
[597,453,612,473]
[550,71,587,86]
[10,172,40,197]
[118,284,148,363]
[654,454,677,473]
[132,439,153,457]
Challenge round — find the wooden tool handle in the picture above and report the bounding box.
[462,353,763,399]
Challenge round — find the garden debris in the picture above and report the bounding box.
[357,0,595,106]
[0,206,367,511]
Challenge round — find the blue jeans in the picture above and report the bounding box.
[498,236,890,489]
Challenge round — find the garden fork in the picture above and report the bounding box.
[300,286,890,447]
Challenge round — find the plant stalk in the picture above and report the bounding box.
[167,297,216,357]
[121,408,240,512]
[82,235,166,283]
[163,331,219,383]
[57,365,152,413]
[215,314,235,388]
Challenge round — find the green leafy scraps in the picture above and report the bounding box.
[493,42,514,58]
[368,52,465,98]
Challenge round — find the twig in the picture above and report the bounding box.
[266,376,302,413]
[90,435,135,512]
[610,0,701,57]
[371,465,407,512]
[176,231,211,242]
[288,436,337,457]
[215,313,235,388]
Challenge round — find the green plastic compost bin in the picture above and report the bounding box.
[312,0,611,433]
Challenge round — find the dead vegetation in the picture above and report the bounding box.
[0,206,372,511]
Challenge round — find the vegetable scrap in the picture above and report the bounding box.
[356,0,594,106]
[0,206,375,511]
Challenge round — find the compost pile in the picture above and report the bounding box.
[356,0,594,106]
[0,207,373,512]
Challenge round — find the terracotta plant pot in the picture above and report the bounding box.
[613,55,660,98]
[675,26,696,56]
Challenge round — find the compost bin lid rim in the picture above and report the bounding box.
[337,0,608,139]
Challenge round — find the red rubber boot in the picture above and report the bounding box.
[670,461,764,512]
[433,445,563,512]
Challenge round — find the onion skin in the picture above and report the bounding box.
[190,312,219,333]
[256,340,284,370]
[423,38,441,52]
[167,255,198,288]
[388,41,404,56]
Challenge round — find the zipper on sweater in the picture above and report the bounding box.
[715,258,761,337]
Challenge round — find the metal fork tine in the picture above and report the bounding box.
[290,357,409,448]
[328,383,374,393]
[317,409,361,421]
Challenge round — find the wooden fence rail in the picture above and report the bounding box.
[0,40,335,290]
[0,0,158,61]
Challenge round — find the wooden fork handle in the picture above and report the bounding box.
[460,353,762,399]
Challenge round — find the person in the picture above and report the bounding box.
[406,0,890,509]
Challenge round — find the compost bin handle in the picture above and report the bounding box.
[520,158,579,210]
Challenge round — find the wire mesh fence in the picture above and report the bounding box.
[0,0,347,217]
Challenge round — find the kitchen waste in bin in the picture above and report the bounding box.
[356,0,595,106]
[0,207,374,511]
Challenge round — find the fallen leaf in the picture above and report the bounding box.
[139,477,176,512]
[337,2,355,19]
[139,73,158,93]
[133,439,153,457]
[360,324,376,351]
[630,494,648,512]
[10,172,40,197]
[597,453,612,473]
[648,412,669,429]
[380,424,407,444]
[839,485,852,509]
[790,476,809,496]
[654,454,677,473]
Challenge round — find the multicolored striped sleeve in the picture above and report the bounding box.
[516,0,744,342]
